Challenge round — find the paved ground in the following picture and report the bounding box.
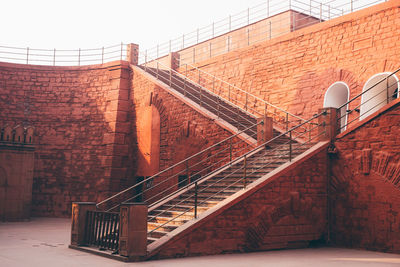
[1,218,400,267]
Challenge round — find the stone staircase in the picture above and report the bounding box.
[146,140,315,245]
[140,66,260,139]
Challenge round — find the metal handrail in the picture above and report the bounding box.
[337,67,400,130]
[179,61,306,123]
[0,43,127,66]
[140,0,386,64]
[147,110,326,234]
[96,121,260,210]
[141,63,257,133]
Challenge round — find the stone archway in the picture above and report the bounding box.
[323,82,350,132]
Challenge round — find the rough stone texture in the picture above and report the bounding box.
[0,138,34,221]
[0,61,132,216]
[331,99,400,253]
[129,67,250,200]
[150,145,328,259]
[179,1,400,123]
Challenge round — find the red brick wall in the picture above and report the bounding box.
[179,1,400,122]
[150,143,328,259]
[331,99,400,253]
[0,61,132,216]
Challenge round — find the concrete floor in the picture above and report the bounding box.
[1,218,400,267]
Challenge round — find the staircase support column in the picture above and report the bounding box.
[126,43,139,65]
[257,116,273,146]
[167,52,180,70]
[318,107,339,141]
[70,202,96,246]
[119,203,148,260]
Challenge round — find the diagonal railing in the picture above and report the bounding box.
[140,0,387,65]
[177,61,307,133]
[96,121,260,212]
[337,67,400,131]
[146,110,327,240]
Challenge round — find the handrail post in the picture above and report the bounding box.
[320,3,322,22]
[194,181,198,219]
[269,21,272,39]
[386,76,390,104]
[144,50,147,71]
[286,113,289,131]
[120,42,123,60]
[53,48,56,66]
[102,47,104,64]
[289,131,292,162]
[230,138,233,163]
[217,97,220,118]
[26,47,29,64]
[169,69,172,87]
[243,155,247,188]
[70,202,96,246]
[78,48,81,66]
[245,93,248,111]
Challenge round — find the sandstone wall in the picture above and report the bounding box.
[331,98,400,253]
[0,61,131,216]
[179,1,400,122]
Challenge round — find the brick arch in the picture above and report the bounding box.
[244,192,322,251]
[150,93,168,126]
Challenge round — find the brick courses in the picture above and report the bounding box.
[179,1,400,122]
[0,61,131,216]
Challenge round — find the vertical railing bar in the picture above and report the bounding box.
[100,213,106,248]
[289,130,293,161]
[120,42,123,60]
[53,48,56,66]
[26,47,29,64]
[108,214,113,250]
[269,21,272,39]
[102,47,104,64]
[194,181,198,219]
[286,113,289,131]
[230,138,233,162]
[78,48,81,66]
[320,3,322,22]
[386,76,390,104]
[104,213,111,249]
[247,8,250,25]
[94,212,100,246]
[243,155,247,188]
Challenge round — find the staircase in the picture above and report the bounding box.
[140,66,261,139]
[146,138,315,245]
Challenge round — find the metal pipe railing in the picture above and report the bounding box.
[139,0,386,65]
[337,67,400,130]
[147,111,326,234]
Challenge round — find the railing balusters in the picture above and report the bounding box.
[84,211,119,251]
[194,181,198,219]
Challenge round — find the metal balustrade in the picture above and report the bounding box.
[84,210,120,251]
[0,43,127,66]
[337,67,400,131]
[147,110,326,240]
[140,0,387,65]
[96,121,260,212]
[178,61,308,134]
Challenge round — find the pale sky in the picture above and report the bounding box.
[1,0,265,51]
[0,0,380,61]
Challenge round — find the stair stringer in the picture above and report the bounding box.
[133,65,256,145]
[146,141,330,259]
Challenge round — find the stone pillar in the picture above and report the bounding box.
[167,52,180,70]
[126,43,139,65]
[70,202,96,246]
[318,107,339,141]
[119,203,148,260]
[257,116,273,146]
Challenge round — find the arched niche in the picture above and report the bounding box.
[323,81,350,132]
[360,73,399,120]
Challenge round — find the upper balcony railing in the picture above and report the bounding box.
[139,0,387,65]
[0,43,128,66]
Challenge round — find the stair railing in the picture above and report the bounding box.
[177,60,307,134]
[147,110,327,236]
[140,52,258,136]
[96,121,260,212]
[337,67,400,131]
